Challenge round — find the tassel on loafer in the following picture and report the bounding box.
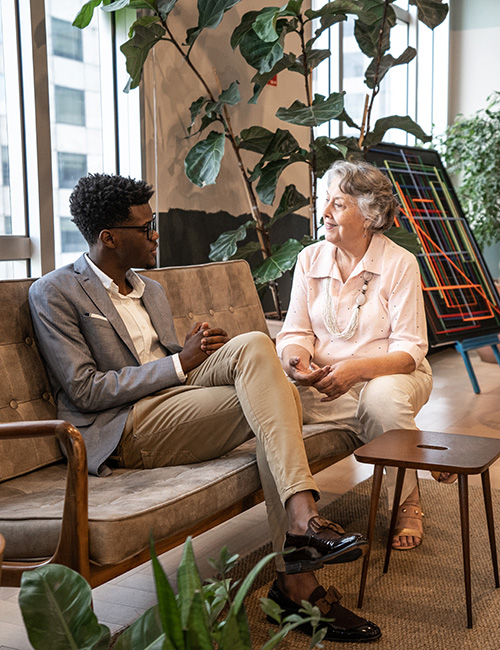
[284,515,369,574]
[267,580,382,643]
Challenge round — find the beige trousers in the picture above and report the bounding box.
[116,332,318,571]
[297,358,434,505]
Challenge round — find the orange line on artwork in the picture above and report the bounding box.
[395,182,500,318]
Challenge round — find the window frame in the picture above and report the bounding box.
[0,0,142,278]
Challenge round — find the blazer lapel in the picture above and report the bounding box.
[74,255,141,364]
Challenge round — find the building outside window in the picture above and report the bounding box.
[51,16,83,61]
[0,0,140,279]
[54,85,86,126]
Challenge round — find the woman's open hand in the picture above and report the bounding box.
[287,356,330,387]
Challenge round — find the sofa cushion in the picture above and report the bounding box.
[0,424,359,565]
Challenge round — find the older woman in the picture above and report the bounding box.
[277,159,436,550]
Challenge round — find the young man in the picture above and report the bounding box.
[29,173,381,643]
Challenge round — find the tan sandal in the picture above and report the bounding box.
[392,503,424,550]
[431,471,458,484]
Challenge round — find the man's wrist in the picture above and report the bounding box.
[172,353,187,383]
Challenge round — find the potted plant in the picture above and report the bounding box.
[18,537,329,649]
[74,0,447,315]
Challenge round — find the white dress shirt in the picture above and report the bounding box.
[85,255,186,382]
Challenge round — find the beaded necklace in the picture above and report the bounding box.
[322,270,374,340]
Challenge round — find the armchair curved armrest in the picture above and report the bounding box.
[0,420,90,585]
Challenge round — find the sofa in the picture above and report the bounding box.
[0,260,360,588]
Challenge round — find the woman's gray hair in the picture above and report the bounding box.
[327,160,399,233]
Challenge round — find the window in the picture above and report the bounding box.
[55,86,85,126]
[58,152,87,189]
[51,17,83,61]
[313,3,450,142]
[60,216,86,253]
[1,145,9,186]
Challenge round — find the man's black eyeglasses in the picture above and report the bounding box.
[110,214,157,241]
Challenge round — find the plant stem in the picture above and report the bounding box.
[158,15,282,315]
[361,0,390,150]
[298,15,317,238]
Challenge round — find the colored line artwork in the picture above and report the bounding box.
[366,143,500,346]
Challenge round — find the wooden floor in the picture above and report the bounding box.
[1,347,500,649]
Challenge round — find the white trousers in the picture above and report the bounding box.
[297,358,434,505]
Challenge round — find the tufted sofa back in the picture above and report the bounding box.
[0,279,61,482]
[0,260,268,482]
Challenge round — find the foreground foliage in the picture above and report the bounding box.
[19,538,329,649]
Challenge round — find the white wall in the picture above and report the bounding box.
[448,0,500,122]
[141,1,311,217]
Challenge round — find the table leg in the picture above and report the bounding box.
[384,467,406,574]
[481,469,500,587]
[357,464,384,608]
[458,474,473,628]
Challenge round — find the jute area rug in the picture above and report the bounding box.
[234,478,500,650]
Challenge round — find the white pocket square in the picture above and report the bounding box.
[85,312,109,322]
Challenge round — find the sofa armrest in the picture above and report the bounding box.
[0,420,90,584]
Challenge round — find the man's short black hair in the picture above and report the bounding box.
[69,173,154,244]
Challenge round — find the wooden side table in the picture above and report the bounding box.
[354,429,500,628]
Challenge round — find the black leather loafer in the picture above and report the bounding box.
[267,580,382,643]
[284,516,368,574]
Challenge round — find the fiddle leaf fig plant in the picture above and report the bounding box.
[18,537,329,649]
[74,0,447,314]
[437,92,500,248]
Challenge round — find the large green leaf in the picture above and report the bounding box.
[187,96,208,134]
[239,126,275,154]
[253,239,304,283]
[239,28,284,74]
[256,159,293,205]
[248,53,297,104]
[177,537,205,629]
[128,15,162,39]
[185,591,213,650]
[409,0,449,29]
[149,539,184,648]
[157,0,178,20]
[305,0,361,21]
[270,184,309,226]
[365,46,416,89]
[186,0,243,46]
[102,0,155,11]
[354,9,396,58]
[185,131,225,187]
[261,129,301,163]
[309,136,346,177]
[276,92,345,127]
[218,606,252,648]
[363,115,431,148]
[291,48,331,74]
[120,23,165,91]
[231,10,260,49]
[229,240,262,260]
[19,565,110,650]
[205,81,241,117]
[73,0,105,28]
[209,223,249,261]
[384,225,422,255]
[113,606,166,650]
[253,7,282,43]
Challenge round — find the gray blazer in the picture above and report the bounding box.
[29,255,183,475]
